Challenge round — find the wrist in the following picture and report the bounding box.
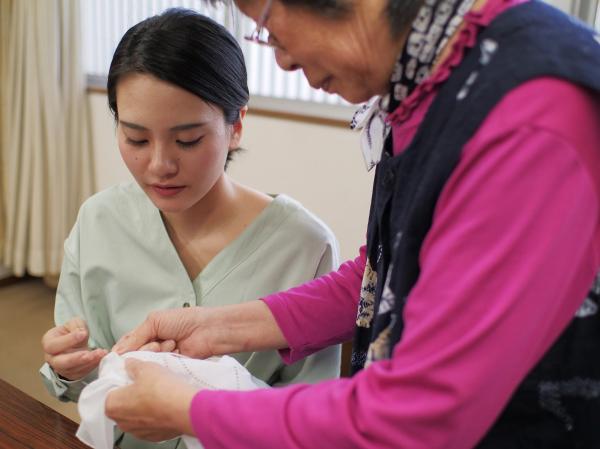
[203,306,240,356]
[167,384,197,436]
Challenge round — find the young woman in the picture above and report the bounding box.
[40,8,340,449]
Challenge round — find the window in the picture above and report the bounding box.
[543,0,599,26]
[81,0,352,121]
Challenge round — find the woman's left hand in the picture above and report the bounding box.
[105,358,198,442]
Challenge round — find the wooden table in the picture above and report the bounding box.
[0,378,89,448]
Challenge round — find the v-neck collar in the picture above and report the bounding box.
[141,192,295,301]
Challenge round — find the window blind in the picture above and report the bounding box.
[81,0,349,110]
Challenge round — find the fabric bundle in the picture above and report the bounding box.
[76,351,264,449]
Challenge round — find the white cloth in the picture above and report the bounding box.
[76,351,264,449]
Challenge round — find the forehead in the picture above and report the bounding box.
[116,74,219,121]
[233,0,264,19]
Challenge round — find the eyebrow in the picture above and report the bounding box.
[119,120,207,131]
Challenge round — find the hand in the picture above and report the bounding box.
[105,359,197,441]
[42,317,108,380]
[112,307,214,358]
[112,302,286,358]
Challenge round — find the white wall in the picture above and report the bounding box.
[88,93,373,262]
[545,0,573,12]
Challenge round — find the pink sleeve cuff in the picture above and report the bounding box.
[260,250,367,364]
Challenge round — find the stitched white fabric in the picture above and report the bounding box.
[76,351,263,449]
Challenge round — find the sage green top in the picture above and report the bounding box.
[40,182,341,449]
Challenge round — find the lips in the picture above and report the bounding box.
[307,74,333,93]
[320,76,333,93]
[151,184,186,197]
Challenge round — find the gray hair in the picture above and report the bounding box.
[215,0,424,36]
[289,0,425,33]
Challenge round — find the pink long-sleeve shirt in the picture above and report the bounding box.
[190,2,600,448]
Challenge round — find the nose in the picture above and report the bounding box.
[274,47,300,72]
[148,143,178,179]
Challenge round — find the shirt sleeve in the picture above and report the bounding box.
[188,93,600,448]
[39,220,99,402]
[263,245,366,363]
[273,240,342,384]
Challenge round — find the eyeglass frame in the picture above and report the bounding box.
[243,0,274,46]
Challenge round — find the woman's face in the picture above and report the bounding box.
[236,0,404,104]
[116,73,242,214]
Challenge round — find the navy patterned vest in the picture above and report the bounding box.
[351,1,600,447]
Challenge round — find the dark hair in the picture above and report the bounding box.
[107,8,249,167]
[384,0,425,35]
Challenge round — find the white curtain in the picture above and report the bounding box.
[0,1,9,260]
[0,0,95,277]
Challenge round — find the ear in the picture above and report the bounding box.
[229,106,248,150]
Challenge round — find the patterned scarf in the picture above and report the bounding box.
[351,0,476,171]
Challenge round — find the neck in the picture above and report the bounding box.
[161,174,239,239]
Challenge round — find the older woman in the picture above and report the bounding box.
[106,0,600,448]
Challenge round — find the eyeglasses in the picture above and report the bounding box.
[244,0,274,46]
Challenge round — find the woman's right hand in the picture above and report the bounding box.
[42,317,108,381]
[112,307,213,359]
[112,302,286,358]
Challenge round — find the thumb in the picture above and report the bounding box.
[124,358,145,380]
[64,316,88,333]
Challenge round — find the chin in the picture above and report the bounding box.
[151,201,184,214]
[339,89,375,105]
[146,193,185,214]
[156,203,186,214]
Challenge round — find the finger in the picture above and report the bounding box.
[46,349,99,370]
[125,359,166,381]
[139,341,161,352]
[47,349,103,374]
[138,339,177,353]
[113,317,159,354]
[89,348,109,361]
[105,385,130,420]
[42,328,88,355]
[135,430,180,442]
[124,358,154,380]
[41,327,63,350]
[64,317,88,333]
[159,340,176,352]
[51,358,101,381]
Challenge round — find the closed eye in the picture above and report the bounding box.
[177,136,203,148]
[126,138,148,147]
[268,33,283,50]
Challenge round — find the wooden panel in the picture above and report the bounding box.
[0,379,88,449]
